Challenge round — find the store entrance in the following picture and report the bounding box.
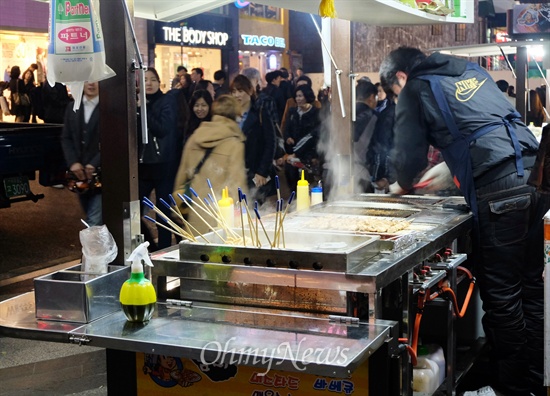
[156,45,221,92]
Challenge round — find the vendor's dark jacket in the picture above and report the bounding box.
[283,106,321,163]
[393,52,539,190]
[61,99,100,169]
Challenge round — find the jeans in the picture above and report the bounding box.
[78,192,102,227]
[475,171,545,396]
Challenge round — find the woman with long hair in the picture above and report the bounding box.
[231,74,277,203]
[187,89,213,141]
[283,85,322,189]
[8,66,28,122]
[138,67,179,250]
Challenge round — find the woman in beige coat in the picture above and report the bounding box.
[173,95,247,235]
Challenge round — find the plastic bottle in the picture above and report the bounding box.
[218,186,235,229]
[452,0,461,17]
[296,169,310,211]
[424,344,446,387]
[311,184,323,206]
[119,241,157,323]
[412,346,439,394]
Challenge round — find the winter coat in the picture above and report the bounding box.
[138,90,179,165]
[283,105,321,163]
[173,115,247,235]
[241,98,277,188]
[393,52,539,190]
[367,99,396,183]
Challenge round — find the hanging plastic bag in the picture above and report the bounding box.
[79,224,118,278]
[47,0,115,110]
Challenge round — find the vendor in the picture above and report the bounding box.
[380,46,544,396]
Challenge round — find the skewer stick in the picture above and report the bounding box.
[169,194,192,236]
[273,199,280,247]
[275,175,281,201]
[204,197,240,239]
[143,197,187,236]
[143,215,186,238]
[254,201,260,247]
[238,188,246,246]
[158,198,197,241]
[274,191,295,248]
[177,193,226,243]
[207,179,221,214]
[241,193,257,246]
[254,208,272,248]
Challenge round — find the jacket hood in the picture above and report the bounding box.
[192,115,246,149]
[409,52,468,80]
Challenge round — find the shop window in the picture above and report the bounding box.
[432,25,443,36]
[239,2,281,21]
[455,24,466,42]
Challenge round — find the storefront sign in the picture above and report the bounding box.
[241,34,285,48]
[161,27,229,47]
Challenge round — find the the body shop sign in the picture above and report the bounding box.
[155,19,230,48]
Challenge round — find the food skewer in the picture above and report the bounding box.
[254,207,272,248]
[158,198,197,241]
[177,193,227,243]
[168,194,192,235]
[241,193,257,246]
[238,188,246,246]
[142,197,188,237]
[207,179,221,214]
[273,199,281,247]
[274,191,295,248]
[143,215,186,238]
[254,201,260,247]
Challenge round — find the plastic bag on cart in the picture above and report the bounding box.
[47,0,115,111]
[79,224,118,279]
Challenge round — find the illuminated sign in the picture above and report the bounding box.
[161,27,229,46]
[241,34,285,48]
[234,0,250,8]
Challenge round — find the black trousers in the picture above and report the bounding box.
[475,170,546,396]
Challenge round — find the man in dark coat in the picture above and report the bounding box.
[61,82,101,226]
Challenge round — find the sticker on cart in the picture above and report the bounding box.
[136,354,368,395]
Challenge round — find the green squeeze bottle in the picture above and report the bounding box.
[119,241,157,323]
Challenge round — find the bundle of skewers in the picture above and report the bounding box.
[142,176,295,248]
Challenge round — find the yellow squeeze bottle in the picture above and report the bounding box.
[296,170,310,211]
[218,187,235,228]
[119,241,157,323]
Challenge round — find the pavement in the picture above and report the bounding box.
[0,176,107,395]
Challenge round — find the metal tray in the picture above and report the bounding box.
[179,230,380,272]
[34,264,130,323]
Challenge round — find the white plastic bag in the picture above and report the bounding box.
[79,224,118,276]
[47,0,115,110]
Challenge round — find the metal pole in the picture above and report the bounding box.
[310,14,346,118]
[121,0,148,144]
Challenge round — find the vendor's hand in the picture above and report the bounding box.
[389,182,407,195]
[70,162,86,181]
[418,161,454,191]
[286,137,295,146]
[286,153,296,163]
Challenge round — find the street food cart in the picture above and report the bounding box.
[0,194,474,395]
[0,0,482,395]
